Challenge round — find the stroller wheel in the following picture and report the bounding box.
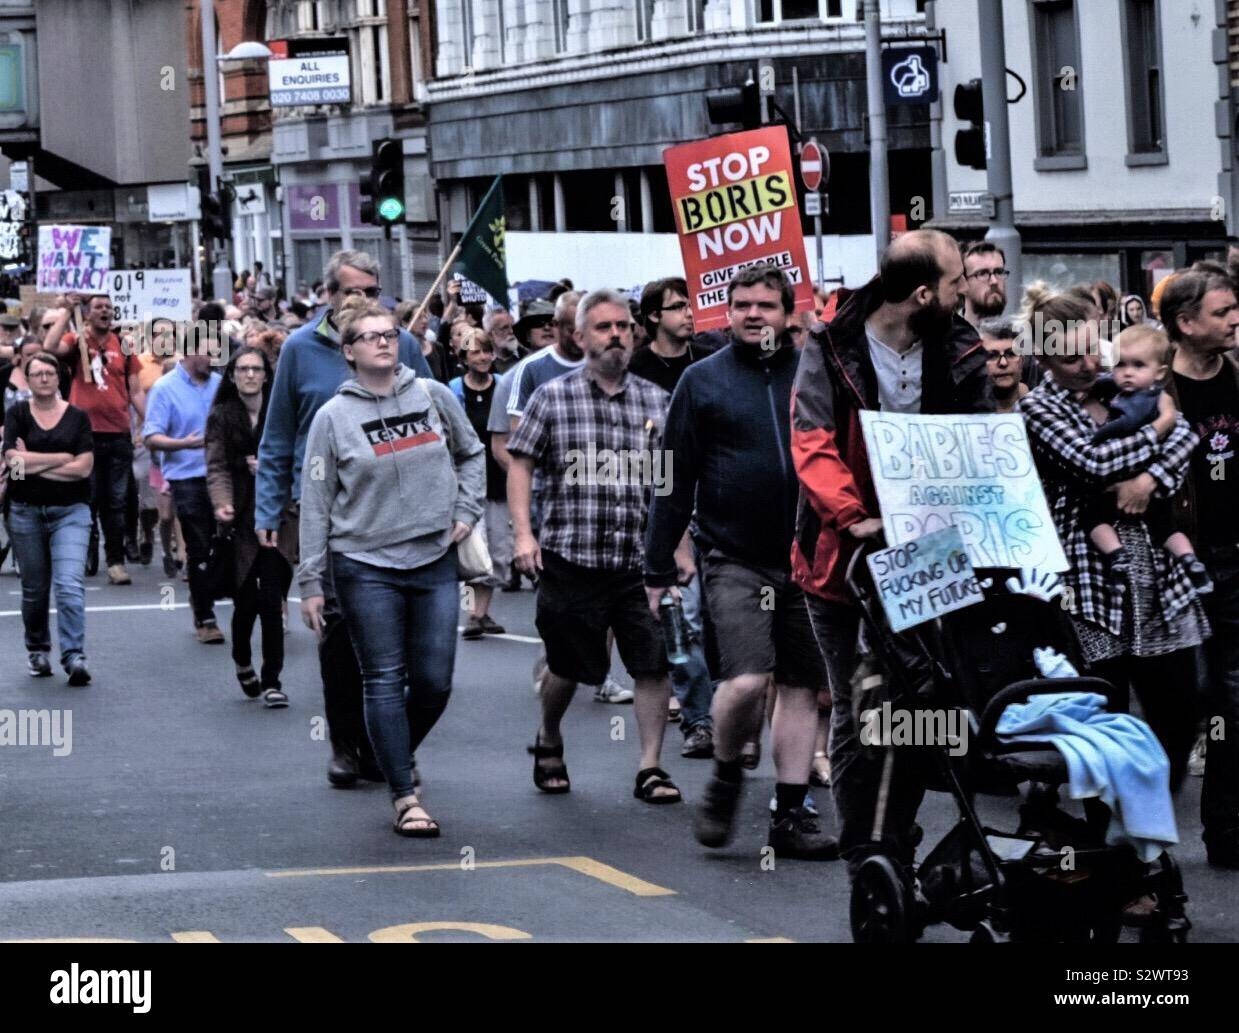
[850,855,914,944]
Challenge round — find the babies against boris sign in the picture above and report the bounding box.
[663,126,814,330]
[860,411,1068,573]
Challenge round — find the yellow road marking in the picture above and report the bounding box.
[266,855,675,897]
[369,922,532,943]
[285,926,345,943]
[170,930,220,942]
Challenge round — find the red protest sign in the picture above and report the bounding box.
[663,126,815,331]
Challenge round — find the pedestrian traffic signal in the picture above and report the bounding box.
[361,138,405,225]
[201,187,231,242]
[954,78,987,171]
[706,78,762,131]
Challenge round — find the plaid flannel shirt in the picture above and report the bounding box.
[507,367,670,572]
[1018,373,1200,635]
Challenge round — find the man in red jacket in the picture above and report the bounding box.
[790,229,993,875]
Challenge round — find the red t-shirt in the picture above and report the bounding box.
[62,331,139,434]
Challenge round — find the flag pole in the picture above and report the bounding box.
[407,243,462,329]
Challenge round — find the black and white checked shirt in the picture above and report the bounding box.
[507,367,670,572]
[1019,373,1200,636]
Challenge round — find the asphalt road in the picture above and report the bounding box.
[1,559,1235,943]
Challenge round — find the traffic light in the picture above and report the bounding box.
[954,78,987,171]
[361,138,405,225]
[201,186,231,242]
[706,78,762,131]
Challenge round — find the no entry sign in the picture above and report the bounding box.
[663,126,815,331]
[801,140,826,193]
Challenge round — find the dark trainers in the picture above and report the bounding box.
[65,655,92,687]
[479,614,506,635]
[694,775,743,848]
[27,652,52,678]
[768,806,840,861]
[461,617,485,640]
[681,724,714,759]
[1206,831,1239,870]
[196,620,225,644]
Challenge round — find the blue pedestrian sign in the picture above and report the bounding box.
[882,46,939,106]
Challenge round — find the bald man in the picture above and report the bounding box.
[788,228,994,877]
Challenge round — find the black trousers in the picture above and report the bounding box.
[90,433,133,566]
[231,547,293,689]
[1089,649,1198,793]
[319,552,376,765]
[168,477,216,625]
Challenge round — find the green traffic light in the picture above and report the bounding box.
[378,197,404,222]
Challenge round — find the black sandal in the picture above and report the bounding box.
[528,736,570,794]
[633,767,683,805]
[393,796,441,838]
[236,666,261,698]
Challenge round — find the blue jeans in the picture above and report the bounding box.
[333,549,459,800]
[670,571,715,732]
[8,502,92,665]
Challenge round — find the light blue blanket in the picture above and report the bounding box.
[995,691,1178,862]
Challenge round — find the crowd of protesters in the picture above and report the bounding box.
[2,236,1237,876]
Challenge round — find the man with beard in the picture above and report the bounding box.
[790,228,993,877]
[960,241,1009,328]
[508,289,680,802]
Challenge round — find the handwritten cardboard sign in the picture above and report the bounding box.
[37,225,111,294]
[867,526,982,632]
[108,269,192,324]
[861,411,1069,572]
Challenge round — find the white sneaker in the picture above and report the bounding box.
[1189,732,1207,778]
[591,676,634,704]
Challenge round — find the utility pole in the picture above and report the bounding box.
[199,0,233,303]
[977,0,1022,311]
[864,0,890,264]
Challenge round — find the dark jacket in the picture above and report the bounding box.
[1162,347,1239,542]
[206,397,298,588]
[644,336,802,585]
[790,279,993,603]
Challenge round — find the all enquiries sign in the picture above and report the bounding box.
[268,38,350,107]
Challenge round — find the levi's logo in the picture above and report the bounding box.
[361,409,440,456]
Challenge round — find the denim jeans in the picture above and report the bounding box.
[333,549,459,799]
[90,433,133,567]
[670,571,715,733]
[168,477,216,625]
[806,595,927,875]
[8,502,92,665]
[1200,546,1239,846]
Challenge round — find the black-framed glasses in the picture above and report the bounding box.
[659,301,690,313]
[349,329,400,345]
[985,349,1019,364]
[341,286,382,299]
[968,268,1010,281]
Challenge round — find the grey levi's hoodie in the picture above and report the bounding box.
[297,364,485,597]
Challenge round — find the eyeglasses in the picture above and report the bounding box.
[341,286,382,299]
[659,302,690,313]
[968,269,1010,281]
[349,329,400,345]
[985,349,1019,365]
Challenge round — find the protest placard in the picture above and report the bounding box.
[860,411,1069,572]
[453,274,490,305]
[108,269,192,324]
[37,225,111,293]
[663,126,814,331]
[867,526,982,633]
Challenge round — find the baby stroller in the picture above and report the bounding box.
[843,547,1191,944]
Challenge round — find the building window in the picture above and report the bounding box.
[459,0,475,68]
[1030,0,1086,170]
[1121,0,1165,162]
[686,0,706,31]
[636,0,655,41]
[755,0,842,24]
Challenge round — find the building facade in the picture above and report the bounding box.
[426,0,935,290]
[933,0,1229,300]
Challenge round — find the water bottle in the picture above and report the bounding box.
[659,591,690,666]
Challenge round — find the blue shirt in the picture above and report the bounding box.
[142,364,222,481]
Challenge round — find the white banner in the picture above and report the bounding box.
[860,411,1069,573]
[108,269,192,324]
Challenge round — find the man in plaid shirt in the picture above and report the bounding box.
[508,288,685,804]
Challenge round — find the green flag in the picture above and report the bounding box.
[452,176,507,303]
